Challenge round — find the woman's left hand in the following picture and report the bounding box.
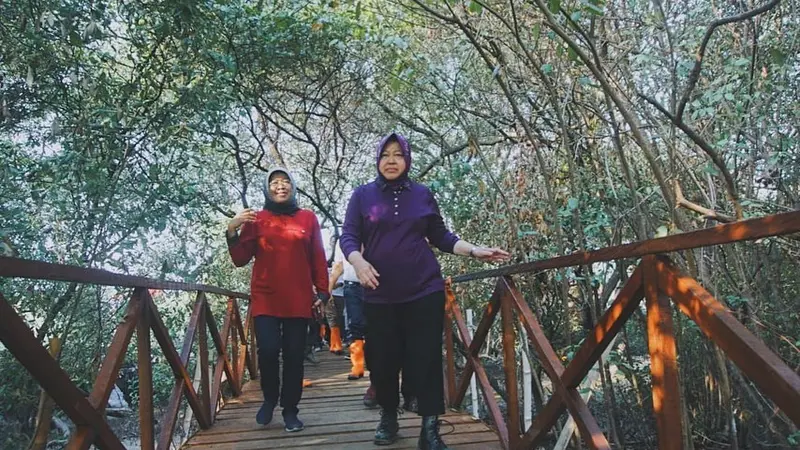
[312,299,324,322]
[471,247,511,262]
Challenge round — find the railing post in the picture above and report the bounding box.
[643,255,683,450]
[466,308,479,419]
[145,291,211,430]
[229,298,241,391]
[231,298,249,388]
[209,299,235,422]
[249,321,258,378]
[443,279,458,408]
[198,293,212,424]
[242,302,257,380]
[449,281,510,448]
[504,277,611,450]
[157,292,205,449]
[454,279,503,406]
[520,324,533,431]
[67,290,143,449]
[137,292,155,450]
[500,276,521,449]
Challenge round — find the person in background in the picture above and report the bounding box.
[326,261,346,355]
[226,168,329,433]
[340,133,510,449]
[334,244,367,382]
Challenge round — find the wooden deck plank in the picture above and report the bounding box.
[183,351,501,449]
[193,412,481,438]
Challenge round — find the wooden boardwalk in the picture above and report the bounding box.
[183,351,502,449]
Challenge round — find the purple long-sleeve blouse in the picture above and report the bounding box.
[339,177,460,304]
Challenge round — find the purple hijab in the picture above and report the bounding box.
[375,132,412,188]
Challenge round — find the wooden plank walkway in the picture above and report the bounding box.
[183,351,502,449]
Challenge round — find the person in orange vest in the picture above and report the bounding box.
[227,168,329,433]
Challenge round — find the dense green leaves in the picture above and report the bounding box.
[1,0,799,447]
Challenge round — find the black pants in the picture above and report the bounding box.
[253,315,307,415]
[364,291,445,416]
[306,320,321,351]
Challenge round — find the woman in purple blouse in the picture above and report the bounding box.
[340,132,509,449]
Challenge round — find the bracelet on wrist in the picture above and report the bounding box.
[469,247,477,258]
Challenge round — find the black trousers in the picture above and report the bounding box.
[253,315,307,415]
[364,291,445,416]
[306,320,321,351]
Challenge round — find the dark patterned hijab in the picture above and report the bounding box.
[263,168,300,216]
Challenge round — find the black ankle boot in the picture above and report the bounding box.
[374,409,399,445]
[418,416,449,450]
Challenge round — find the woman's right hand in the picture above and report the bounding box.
[352,257,380,290]
[228,208,256,232]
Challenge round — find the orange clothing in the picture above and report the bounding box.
[228,209,328,318]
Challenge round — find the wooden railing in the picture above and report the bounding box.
[443,210,800,450]
[0,257,256,450]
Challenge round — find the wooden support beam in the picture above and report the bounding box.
[199,294,212,424]
[643,256,683,450]
[450,289,509,449]
[138,297,155,450]
[0,292,124,450]
[443,280,458,407]
[29,337,62,450]
[454,279,503,406]
[210,302,234,422]
[145,291,211,429]
[656,256,800,426]
[243,302,257,379]
[515,267,643,449]
[207,300,238,397]
[68,290,143,449]
[517,392,565,449]
[504,278,610,450]
[229,298,242,393]
[562,265,645,388]
[157,293,204,450]
[500,276,521,448]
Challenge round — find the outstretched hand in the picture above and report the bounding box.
[472,247,511,263]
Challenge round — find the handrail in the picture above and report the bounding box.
[0,258,254,449]
[452,209,800,283]
[0,256,250,299]
[443,211,800,449]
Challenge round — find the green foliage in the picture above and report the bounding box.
[1,0,799,447]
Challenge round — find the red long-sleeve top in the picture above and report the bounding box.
[227,209,329,319]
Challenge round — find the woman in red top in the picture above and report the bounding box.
[226,168,329,432]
